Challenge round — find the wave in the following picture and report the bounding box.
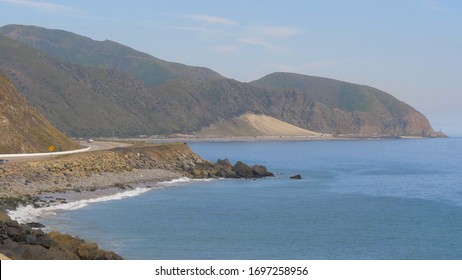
[157,177,215,186]
[8,187,154,224]
[8,177,217,224]
[157,177,193,185]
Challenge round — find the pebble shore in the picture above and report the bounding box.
[0,143,200,203]
[1,168,181,202]
[0,143,273,204]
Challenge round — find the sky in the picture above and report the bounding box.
[0,0,461,135]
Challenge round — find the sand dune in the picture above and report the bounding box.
[197,113,323,137]
[241,113,322,137]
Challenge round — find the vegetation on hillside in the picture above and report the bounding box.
[0,74,79,153]
[0,25,438,138]
[0,24,223,86]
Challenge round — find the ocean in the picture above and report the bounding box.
[12,138,462,259]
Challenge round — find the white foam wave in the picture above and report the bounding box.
[157,177,215,186]
[8,177,217,224]
[8,187,153,224]
[158,177,193,185]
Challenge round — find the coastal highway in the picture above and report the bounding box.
[1,140,132,163]
[82,140,131,151]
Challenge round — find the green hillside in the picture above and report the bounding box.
[0,34,156,136]
[0,74,79,153]
[251,72,435,136]
[0,24,223,86]
[0,26,439,138]
[0,34,268,136]
[251,72,403,113]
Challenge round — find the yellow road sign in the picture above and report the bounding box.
[49,145,55,152]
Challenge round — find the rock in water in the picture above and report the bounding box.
[232,161,254,178]
[290,174,302,179]
[252,165,274,178]
[213,158,237,178]
[216,159,233,171]
[211,159,273,179]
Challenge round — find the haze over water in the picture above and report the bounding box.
[33,138,462,259]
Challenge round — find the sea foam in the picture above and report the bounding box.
[8,186,154,224]
[8,177,215,224]
[157,177,214,186]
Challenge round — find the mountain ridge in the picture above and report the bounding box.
[251,72,437,136]
[0,24,224,86]
[0,24,443,138]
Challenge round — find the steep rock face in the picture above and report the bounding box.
[0,75,79,153]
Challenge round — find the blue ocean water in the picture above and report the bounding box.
[29,138,462,259]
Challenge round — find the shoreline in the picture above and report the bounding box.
[0,142,273,205]
[0,168,183,209]
[107,134,439,144]
[0,143,197,260]
[0,142,273,259]
[7,175,194,225]
[0,143,198,205]
[0,168,185,260]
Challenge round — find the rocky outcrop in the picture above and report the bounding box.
[290,174,302,179]
[0,143,273,201]
[200,158,274,179]
[250,164,274,178]
[0,211,122,260]
[0,143,201,199]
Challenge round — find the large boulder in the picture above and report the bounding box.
[48,231,83,253]
[232,161,253,178]
[76,242,100,259]
[0,211,11,222]
[252,165,274,178]
[214,159,238,178]
[48,231,122,260]
[22,245,79,260]
[0,214,123,260]
[212,159,273,179]
[77,243,121,260]
[216,159,233,171]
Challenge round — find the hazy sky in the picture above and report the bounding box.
[1,0,461,135]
